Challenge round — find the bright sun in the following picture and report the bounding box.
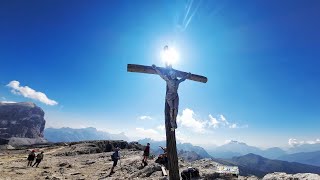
[161,46,180,66]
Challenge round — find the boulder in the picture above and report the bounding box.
[0,102,47,145]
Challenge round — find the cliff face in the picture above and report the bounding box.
[0,102,46,141]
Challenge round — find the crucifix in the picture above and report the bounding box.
[127,46,207,180]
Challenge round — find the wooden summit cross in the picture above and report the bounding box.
[127,64,207,180]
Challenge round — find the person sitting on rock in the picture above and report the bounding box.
[109,147,120,175]
[159,146,167,157]
[142,143,150,167]
[27,150,35,167]
[160,146,168,161]
[155,146,168,168]
[32,151,44,168]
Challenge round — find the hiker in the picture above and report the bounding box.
[152,64,191,131]
[142,143,150,166]
[32,151,44,168]
[155,146,168,168]
[159,146,167,162]
[109,147,120,175]
[159,146,167,163]
[27,150,35,167]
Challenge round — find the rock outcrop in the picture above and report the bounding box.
[0,102,46,146]
[263,172,320,180]
[54,140,144,156]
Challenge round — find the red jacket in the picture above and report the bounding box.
[144,146,150,154]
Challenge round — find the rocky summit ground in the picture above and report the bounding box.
[0,143,240,180]
[0,142,319,180]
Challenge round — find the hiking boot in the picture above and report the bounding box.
[143,161,148,167]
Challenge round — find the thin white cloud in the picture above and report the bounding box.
[208,114,246,129]
[175,130,186,142]
[219,114,229,125]
[208,114,219,128]
[176,109,247,132]
[288,138,320,147]
[131,110,247,143]
[177,108,206,133]
[156,125,165,131]
[135,127,165,141]
[0,101,16,103]
[220,115,226,121]
[6,80,58,106]
[135,128,158,134]
[229,123,238,129]
[288,138,301,147]
[138,115,153,120]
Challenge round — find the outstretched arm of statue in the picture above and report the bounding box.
[152,64,169,81]
[178,72,191,83]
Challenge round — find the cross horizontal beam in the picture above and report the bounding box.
[127,64,208,83]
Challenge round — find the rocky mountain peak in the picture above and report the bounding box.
[226,140,247,145]
[0,102,46,145]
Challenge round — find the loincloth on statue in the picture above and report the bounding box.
[166,94,179,109]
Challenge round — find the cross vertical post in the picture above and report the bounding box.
[165,97,180,179]
[127,64,207,180]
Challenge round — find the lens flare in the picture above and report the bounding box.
[161,46,179,66]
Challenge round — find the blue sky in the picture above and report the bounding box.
[1,0,320,148]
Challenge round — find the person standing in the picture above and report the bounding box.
[142,143,150,167]
[27,150,35,167]
[32,151,44,168]
[109,147,120,175]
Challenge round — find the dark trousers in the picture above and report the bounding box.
[32,159,42,167]
[27,160,33,166]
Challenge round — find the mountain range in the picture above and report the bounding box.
[287,143,320,153]
[207,140,320,167]
[277,151,320,167]
[214,153,320,177]
[207,140,287,159]
[44,127,320,167]
[137,138,212,158]
[44,127,129,142]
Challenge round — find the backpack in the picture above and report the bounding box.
[111,152,116,161]
[111,151,119,161]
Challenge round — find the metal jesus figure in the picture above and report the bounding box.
[152,64,191,131]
